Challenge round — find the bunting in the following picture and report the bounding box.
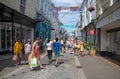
[51,6,81,12]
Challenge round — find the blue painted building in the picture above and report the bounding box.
[35,13,51,41]
[35,0,52,41]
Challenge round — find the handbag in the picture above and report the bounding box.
[12,55,17,61]
[29,56,38,68]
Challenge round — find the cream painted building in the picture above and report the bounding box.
[96,0,120,55]
[0,0,36,53]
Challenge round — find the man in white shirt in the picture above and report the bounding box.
[46,39,53,64]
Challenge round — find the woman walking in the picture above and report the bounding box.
[28,38,45,69]
[24,40,31,64]
[80,41,85,56]
[13,39,23,67]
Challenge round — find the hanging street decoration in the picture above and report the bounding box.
[51,6,81,12]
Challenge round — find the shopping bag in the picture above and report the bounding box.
[29,56,38,68]
[12,55,17,61]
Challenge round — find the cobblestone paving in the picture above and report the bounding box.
[4,53,79,79]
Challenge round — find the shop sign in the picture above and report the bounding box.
[89,30,95,35]
[97,8,120,28]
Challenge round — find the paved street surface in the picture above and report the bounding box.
[78,55,120,79]
[0,52,120,79]
[0,53,83,79]
[0,53,17,77]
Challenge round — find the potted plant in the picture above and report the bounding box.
[85,41,96,56]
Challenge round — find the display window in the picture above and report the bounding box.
[0,23,12,51]
[107,30,120,53]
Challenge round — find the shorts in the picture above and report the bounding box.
[55,52,60,57]
[77,48,80,51]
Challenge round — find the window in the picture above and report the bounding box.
[113,0,119,3]
[100,0,105,11]
[20,0,26,14]
[117,31,120,50]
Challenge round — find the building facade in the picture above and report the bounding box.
[36,0,52,41]
[50,3,61,40]
[36,0,60,41]
[0,0,36,53]
[80,0,96,45]
[96,0,120,56]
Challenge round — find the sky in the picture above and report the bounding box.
[52,0,83,34]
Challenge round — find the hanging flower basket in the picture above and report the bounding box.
[37,19,43,22]
[88,6,95,12]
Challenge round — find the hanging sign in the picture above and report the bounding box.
[89,30,95,35]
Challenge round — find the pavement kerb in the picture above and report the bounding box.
[74,56,87,79]
[74,56,82,68]
[0,53,46,79]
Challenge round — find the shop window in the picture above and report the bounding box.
[113,0,120,3]
[108,31,120,53]
[20,0,26,14]
[1,28,5,50]
[117,31,120,50]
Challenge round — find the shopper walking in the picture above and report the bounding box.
[76,40,81,55]
[80,41,85,56]
[53,37,61,67]
[13,39,23,67]
[46,39,53,64]
[28,38,45,69]
[60,37,64,56]
[67,39,73,54]
[43,38,48,53]
[24,39,31,64]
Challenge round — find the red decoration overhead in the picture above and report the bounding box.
[51,6,81,12]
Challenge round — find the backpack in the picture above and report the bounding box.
[68,43,72,48]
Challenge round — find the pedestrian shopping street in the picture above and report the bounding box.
[0,0,120,79]
[0,51,120,79]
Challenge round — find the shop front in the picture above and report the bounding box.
[0,3,36,54]
[83,21,96,46]
[96,2,120,60]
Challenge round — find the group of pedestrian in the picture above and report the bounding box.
[13,37,62,69]
[13,37,86,70]
[43,37,61,67]
[66,39,85,56]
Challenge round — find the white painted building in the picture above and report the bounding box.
[80,0,96,42]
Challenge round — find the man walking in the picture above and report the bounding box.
[53,37,61,67]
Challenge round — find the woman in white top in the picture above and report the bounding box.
[46,39,53,64]
[24,40,31,64]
